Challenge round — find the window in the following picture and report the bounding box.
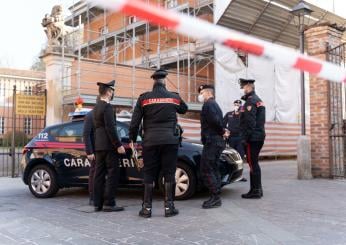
[117,122,142,142]
[128,15,137,25]
[0,117,4,135]
[24,117,32,135]
[165,0,178,8]
[53,122,83,143]
[99,26,108,36]
[24,86,32,95]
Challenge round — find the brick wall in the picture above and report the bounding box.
[305,23,344,178]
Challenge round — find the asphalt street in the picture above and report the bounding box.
[0,160,346,245]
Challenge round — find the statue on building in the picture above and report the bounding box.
[42,5,74,47]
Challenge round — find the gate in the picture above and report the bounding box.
[0,82,46,177]
[327,43,346,178]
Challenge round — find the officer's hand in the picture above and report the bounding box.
[223,129,230,138]
[117,146,126,154]
[87,154,95,161]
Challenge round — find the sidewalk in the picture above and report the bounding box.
[0,160,346,245]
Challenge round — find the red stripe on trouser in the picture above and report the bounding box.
[247,143,253,173]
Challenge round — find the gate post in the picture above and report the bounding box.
[305,23,345,178]
[11,85,16,178]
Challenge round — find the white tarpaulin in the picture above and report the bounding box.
[214,43,303,124]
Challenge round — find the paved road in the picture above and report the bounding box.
[1,160,346,245]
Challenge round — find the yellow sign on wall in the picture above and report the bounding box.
[16,95,46,116]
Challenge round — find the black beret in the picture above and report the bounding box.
[151,69,168,79]
[239,78,255,88]
[234,99,242,104]
[198,84,214,93]
[97,80,115,90]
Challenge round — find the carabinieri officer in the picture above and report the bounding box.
[239,78,266,199]
[129,69,188,218]
[93,80,125,212]
[198,84,229,209]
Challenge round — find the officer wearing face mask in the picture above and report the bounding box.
[129,69,188,218]
[93,80,126,212]
[239,78,265,199]
[198,84,229,209]
[223,100,245,159]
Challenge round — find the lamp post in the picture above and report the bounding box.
[291,1,313,135]
[291,1,313,180]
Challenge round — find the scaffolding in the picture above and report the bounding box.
[61,0,215,111]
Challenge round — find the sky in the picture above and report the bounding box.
[0,0,345,70]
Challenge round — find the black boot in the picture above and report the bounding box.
[242,174,262,199]
[139,183,153,218]
[202,194,222,209]
[241,173,254,198]
[164,182,179,217]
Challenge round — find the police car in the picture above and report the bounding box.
[20,110,243,200]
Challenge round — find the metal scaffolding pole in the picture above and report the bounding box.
[132,27,136,106]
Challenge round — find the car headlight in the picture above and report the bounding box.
[221,148,243,165]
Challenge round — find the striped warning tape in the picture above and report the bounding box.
[88,0,346,83]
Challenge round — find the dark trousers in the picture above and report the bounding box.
[246,141,264,189]
[142,144,179,184]
[88,159,96,197]
[228,136,245,159]
[93,151,119,207]
[200,142,225,195]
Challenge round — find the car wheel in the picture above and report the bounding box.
[28,165,59,198]
[159,161,196,200]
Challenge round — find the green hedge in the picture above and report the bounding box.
[1,131,29,147]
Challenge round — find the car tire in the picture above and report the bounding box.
[159,161,196,200]
[28,165,59,198]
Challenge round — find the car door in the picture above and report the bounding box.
[116,122,143,185]
[50,121,89,186]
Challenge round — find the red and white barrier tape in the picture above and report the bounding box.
[88,0,346,83]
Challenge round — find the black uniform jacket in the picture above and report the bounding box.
[223,110,241,137]
[83,110,95,155]
[200,98,225,145]
[93,100,122,151]
[129,82,188,146]
[240,91,266,142]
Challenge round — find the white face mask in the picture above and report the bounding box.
[198,94,204,103]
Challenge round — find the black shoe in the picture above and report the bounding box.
[139,183,153,218]
[103,205,125,212]
[202,195,222,209]
[241,189,262,199]
[94,206,102,212]
[202,196,214,207]
[164,182,179,217]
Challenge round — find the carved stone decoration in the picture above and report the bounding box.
[42,5,74,47]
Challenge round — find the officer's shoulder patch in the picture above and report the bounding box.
[256,101,264,107]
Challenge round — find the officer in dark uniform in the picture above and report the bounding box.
[129,69,188,218]
[223,99,245,159]
[83,109,96,205]
[198,84,229,209]
[239,78,266,199]
[93,80,125,212]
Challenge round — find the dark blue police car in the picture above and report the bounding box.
[20,110,243,200]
